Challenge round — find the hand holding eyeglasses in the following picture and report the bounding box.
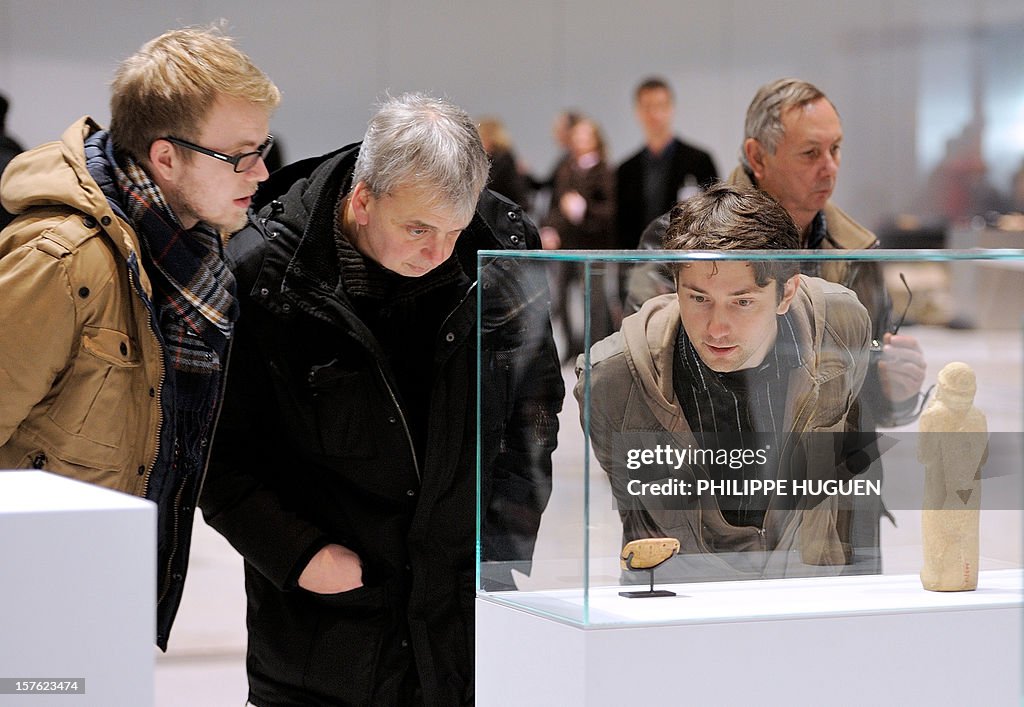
[877,331,927,403]
[870,272,927,405]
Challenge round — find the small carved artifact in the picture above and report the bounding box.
[619,538,680,598]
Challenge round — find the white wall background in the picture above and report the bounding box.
[1,0,1022,231]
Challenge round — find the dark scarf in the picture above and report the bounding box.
[673,314,802,527]
[333,196,469,464]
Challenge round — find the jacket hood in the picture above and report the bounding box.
[619,293,684,430]
[0,117,151,290]
[619,277,841,430]
[254,143,355,212]
[1,117,111,219]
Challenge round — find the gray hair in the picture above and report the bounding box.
[353,92,489,221]
[740,78,837,170]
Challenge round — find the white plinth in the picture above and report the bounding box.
[0,470,156,706]
[477,570,1022,706]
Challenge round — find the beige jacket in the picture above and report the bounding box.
[0,117,161,495]
[577,277,871,574]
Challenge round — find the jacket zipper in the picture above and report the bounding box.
[375,360,421,483]
[126,260,165,501]
[372,280,479,486]
[156,338,235,610]
[125,256,176,612]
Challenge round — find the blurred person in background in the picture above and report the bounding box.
[541,116,616,362]
[528,109,582,223]
[616,76,718,251]
[478,116,530,209]
[615,77,718,314]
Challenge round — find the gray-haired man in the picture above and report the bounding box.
[200,93,563,706]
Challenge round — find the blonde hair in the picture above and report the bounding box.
[109,24,280,163]
[477,117,512,154]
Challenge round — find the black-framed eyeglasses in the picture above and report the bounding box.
[890,272,912,336]
[870,272,933,419]
[162,134,274,173]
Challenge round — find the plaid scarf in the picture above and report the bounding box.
[113,155,238,375]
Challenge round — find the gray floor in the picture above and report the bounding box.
[156,323,1023,705]
[155,521,248,705]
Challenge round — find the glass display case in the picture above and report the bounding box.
[476,248,1024,630]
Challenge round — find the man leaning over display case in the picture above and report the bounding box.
[626,79,928,568]
[199,93,562,706]
[580,184,873,580]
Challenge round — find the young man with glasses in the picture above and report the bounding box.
[0,26,280,650]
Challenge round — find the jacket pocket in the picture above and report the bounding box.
[46,326,140,452]
[308,361,377,459]
[249,580,388,702]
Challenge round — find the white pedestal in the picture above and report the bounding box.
[0,470,156,706]
[477,570,1022,706]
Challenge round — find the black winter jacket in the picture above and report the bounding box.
[200,144,562,706]
[615,136,719,250]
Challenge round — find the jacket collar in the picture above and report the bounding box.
[247,143,519,316]
[272,146,357,302]
[238,147,536,385]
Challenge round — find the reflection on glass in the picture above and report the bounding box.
[478,250,1022,631]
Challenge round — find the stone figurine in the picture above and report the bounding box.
[918,362,988,591]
